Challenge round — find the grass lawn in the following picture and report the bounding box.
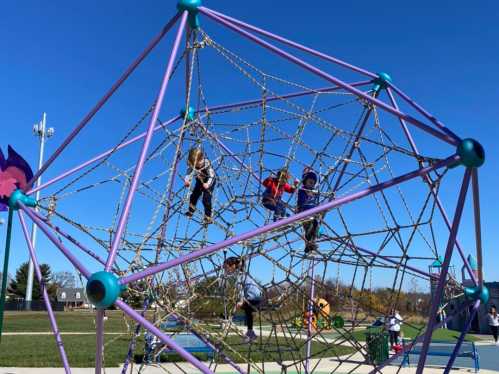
[349,324,478,342]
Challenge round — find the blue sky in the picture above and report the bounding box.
[1,1,498,291]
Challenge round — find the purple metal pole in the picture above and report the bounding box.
[120,155,458,285]
[202,7,377,79]
[200,8,458,146]
[28,115,180,195]
[19,203,91,278]
[386,88,478,286]
[443,299,480,374]
[388,83,460,142]
[115,300,214,374]
[105,12,188,271]
[471,169,484,285]
[25,13,182,190]
[202,81,371,114]
[305,258,316,374]
[415,168,472,374]
[18,212,72,374]
[370,302,467,373]
[95,310,105,374]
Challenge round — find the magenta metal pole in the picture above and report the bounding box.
[201,81,371,115]
[120,155,458,285]
[471,169,483,285]
[95,310,105,374]
[443,299,480,374]
[202,7,377,79]
[416,168,472,374]
[25,13,182,190]
[105,12,188,271]
[305,258,316,374]
[200,8,458,146]
[28,115,181,195]
[18,212,72,374]
[388,83,460,142]
[19,203,91,278]
[386,88,478,286]
[115,300,214,374]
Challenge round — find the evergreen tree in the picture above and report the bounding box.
[8,262,57,300]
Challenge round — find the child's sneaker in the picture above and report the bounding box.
[204,215,213,225]
[244,330,257,343]
[185,210,194,218]
[305,242,318,254]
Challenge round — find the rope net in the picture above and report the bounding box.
[32,25,469,374]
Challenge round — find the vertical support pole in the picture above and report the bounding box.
[416,168,471,374]
[18,211,71,373]
[471,169,483,285]
[95,309,105,374]
[105,11,188,271]
[443,300,480,374]
[0,208,14,343]
[26,112,49,310]
[305,258,316,374]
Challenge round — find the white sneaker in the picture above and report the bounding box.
[495,341,499,346]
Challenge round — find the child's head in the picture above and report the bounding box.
[277,168,290,184]
[302,168,318,189]
[223,256,244,274]
[188,148,205,169]
[491,306,497,314]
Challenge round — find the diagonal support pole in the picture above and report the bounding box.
[200,7,458,146]
[18,211,71,373]
[443,299,480,374]
[105,11,188,271]
[115,300,214,374]
[471,169,483,285]
[25,12,182,190]
[415,168,472,373]
[120,155,458,285]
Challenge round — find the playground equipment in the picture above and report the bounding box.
[0,1,489,373]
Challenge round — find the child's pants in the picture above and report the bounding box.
[303,218,319,243]
[491,325,499,342]
[241,299,261,331]
[389,330,400,346]
[189,179,215,217]
[262,196,286,220]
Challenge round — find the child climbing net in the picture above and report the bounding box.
[0,2,488,374]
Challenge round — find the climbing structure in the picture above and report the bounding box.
[0,1,488,373]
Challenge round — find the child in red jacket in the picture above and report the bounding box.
[261,169,299,221]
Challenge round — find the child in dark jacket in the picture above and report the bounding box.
[297,168,320,253]
[223,257,263,343]
[262,169,299,221]
[184,148,216,224]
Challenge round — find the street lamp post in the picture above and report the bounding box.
[25,113,54,310]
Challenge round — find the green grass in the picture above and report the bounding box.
[349,324,479,342]
[2,311,129,333]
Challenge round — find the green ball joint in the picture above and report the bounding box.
[177,0,202,29]
[86,271,125,309]
[464,285,489,304]
[372,72,392,93]
[457,138,485,168]
[8,189,37,210]
[180,106,195,122]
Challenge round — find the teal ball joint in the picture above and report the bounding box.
[180,106,195,122]
[177,0,202,29]
[86,271,125,309]
[457,138,485,168]
[464,285,490,304]
[8,189,37,210]
[373,72,392,93]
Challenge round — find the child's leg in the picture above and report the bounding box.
[274,199,286,220]
[262,196,277,212]
[188,180,203,214]
[493,326,499,342]
[242,302,254,331]
[202,181,215,218]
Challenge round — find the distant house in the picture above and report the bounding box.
[56,288,86,309]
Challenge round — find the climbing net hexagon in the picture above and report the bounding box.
[0,2,488,373]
